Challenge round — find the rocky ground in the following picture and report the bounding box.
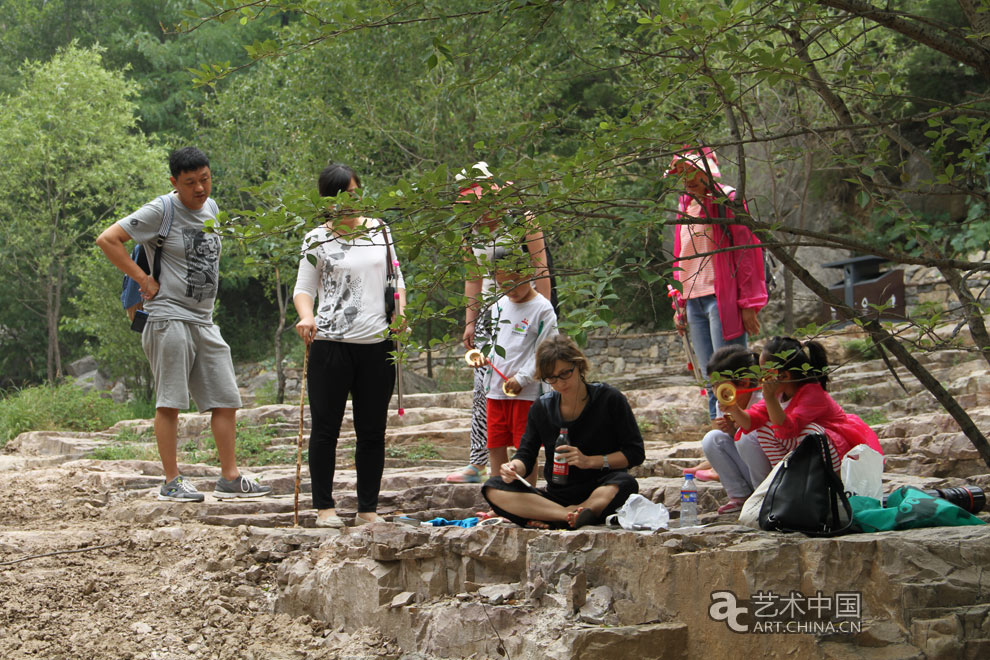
[3,335,990,659]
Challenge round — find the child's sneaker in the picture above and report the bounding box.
[214,475,272,499]
[157,476,205,503]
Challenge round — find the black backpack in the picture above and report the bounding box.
[120,194,175,321]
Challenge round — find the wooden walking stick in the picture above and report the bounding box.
[293,341,310,527]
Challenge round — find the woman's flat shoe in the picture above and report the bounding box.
[314,514,345,528]
[353,515,384,526]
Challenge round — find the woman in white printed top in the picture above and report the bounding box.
[293,164,406,528]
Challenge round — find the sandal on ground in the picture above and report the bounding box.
[717,497,747,515]
[694,468,720,482]
[445,465,484,484]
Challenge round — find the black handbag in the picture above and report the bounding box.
[759,433,854,537]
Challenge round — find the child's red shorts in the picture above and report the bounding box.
[486,398,534,449]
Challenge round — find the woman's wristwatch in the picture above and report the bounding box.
[601,455,610,471]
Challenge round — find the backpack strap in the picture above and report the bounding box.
[149,194,175,283]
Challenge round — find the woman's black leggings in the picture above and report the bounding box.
[307,339,395,512]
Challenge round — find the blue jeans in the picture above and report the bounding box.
[686,294,748,419]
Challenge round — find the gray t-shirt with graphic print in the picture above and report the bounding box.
[117,192,221,325]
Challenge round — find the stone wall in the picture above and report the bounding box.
[406,331,684,379]
[276,523,990,659]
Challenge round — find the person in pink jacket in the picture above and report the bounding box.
[722,336,883,473]
[667,146,768,421]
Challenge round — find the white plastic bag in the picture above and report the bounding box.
[840,445,884,500]
[605,494,669,531]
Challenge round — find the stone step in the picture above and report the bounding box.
[275,521,990,658]
[562,623,688,660]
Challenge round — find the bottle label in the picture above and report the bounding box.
[680,491,697,504]
[552,459,569,475]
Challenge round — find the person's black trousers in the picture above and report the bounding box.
[307,339,395,512]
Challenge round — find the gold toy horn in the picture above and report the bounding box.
[464,348,484,367]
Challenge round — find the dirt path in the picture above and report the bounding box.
[0,465,403,660]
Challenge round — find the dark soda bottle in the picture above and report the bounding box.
[552,428,569,485]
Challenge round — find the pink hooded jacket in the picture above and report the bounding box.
[669,147,768,341]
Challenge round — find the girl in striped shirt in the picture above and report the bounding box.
[722,336,882,472]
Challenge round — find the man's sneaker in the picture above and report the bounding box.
[158,476,205,503]
[214,475,272,499]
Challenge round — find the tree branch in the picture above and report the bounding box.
[818,0,990,79]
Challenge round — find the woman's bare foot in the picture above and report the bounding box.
[566,507,598,529]
[525,520,550,530]
[684,460,711,475]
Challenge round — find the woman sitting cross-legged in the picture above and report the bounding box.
[481,335,645,529]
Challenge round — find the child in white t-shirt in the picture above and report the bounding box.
[472,266,557,482]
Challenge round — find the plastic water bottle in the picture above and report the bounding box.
[552,428,569,485]
[680,472,698,527]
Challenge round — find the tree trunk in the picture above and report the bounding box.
[938,265,990,370]
[45,266,64,382]
[766,240,990,468]
[274,267,288,405]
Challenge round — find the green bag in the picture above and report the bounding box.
[850,486,987,532]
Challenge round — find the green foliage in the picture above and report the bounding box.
[62,251,154,398]
[90,442,158,461]
[0,44,164,384]
[859,410,889,428]
[0,382,144,447]
[0,0,280,137]
[183,420,294,466]
[842,386,869,406]
[843,338,881,362]
[386,439,442,461]
[179,0,989,365]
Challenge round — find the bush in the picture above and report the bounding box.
[843,338,881,362]
[0,381,151,447]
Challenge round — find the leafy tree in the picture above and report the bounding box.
[0,0,279,137]
[62,252,154,399]
[178,0,990,464]
[0,44,164,384]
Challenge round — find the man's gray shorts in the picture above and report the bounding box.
[142,319,242,411]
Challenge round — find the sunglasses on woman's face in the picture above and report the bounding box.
[542,366,576,385]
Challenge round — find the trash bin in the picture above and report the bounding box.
[819,255,905,323]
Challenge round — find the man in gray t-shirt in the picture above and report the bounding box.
[97,147,271,503]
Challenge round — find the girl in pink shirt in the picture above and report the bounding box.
[722,336,882,472]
